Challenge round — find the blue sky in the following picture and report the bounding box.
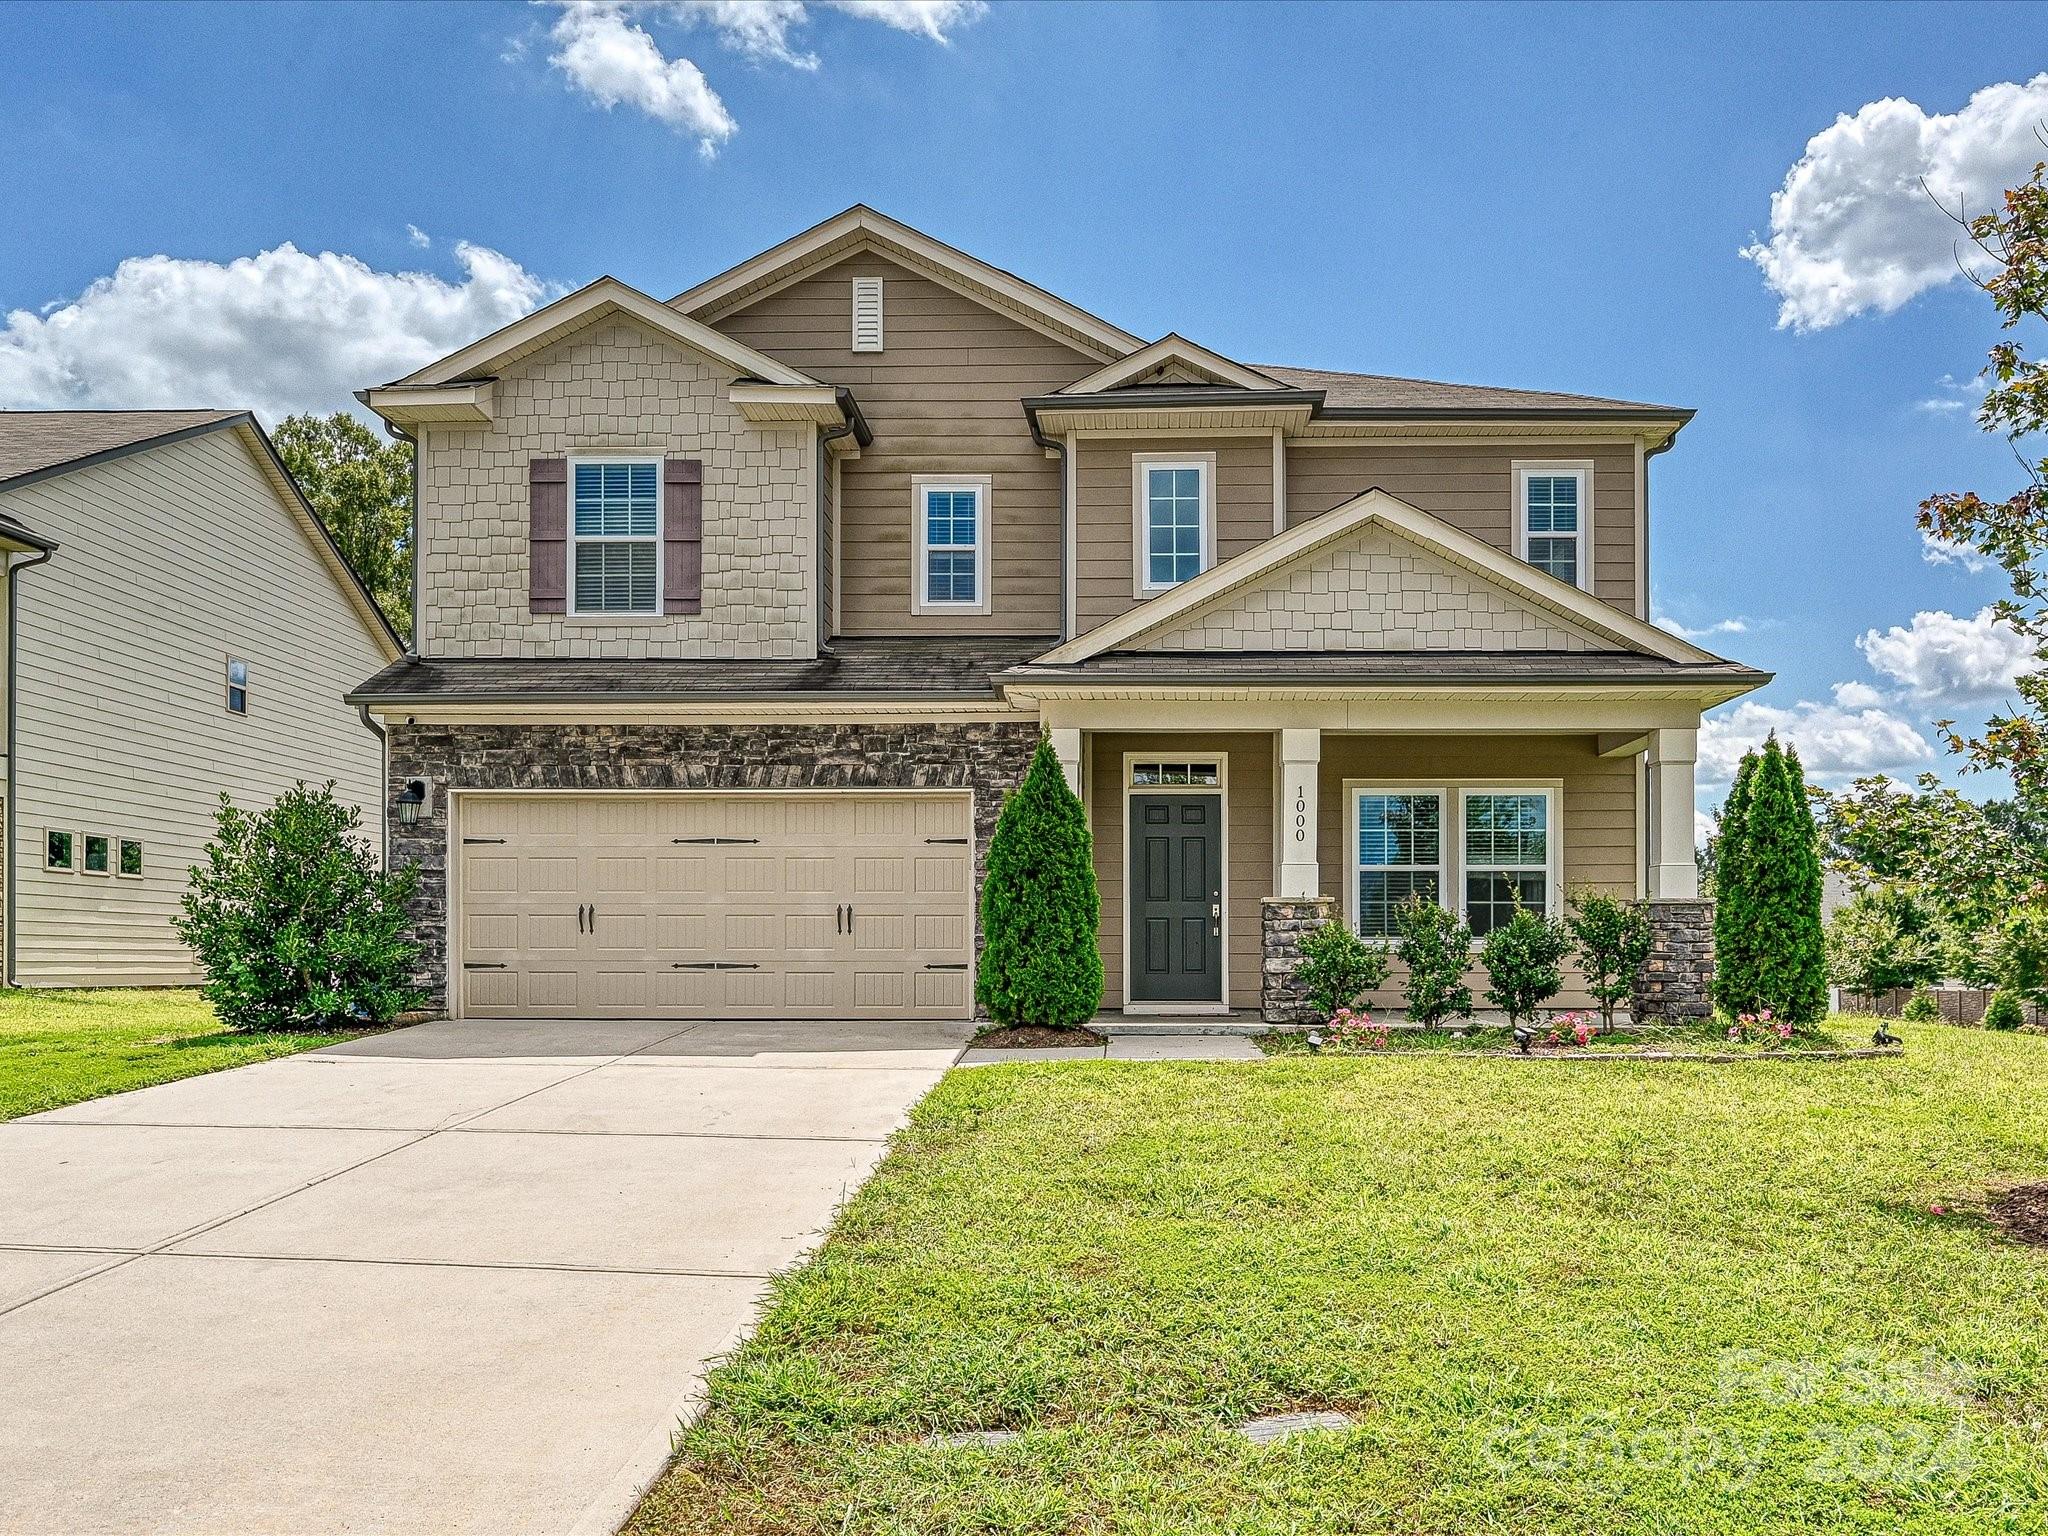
[1,1,2041,820]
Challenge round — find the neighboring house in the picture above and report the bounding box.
[0,411,403,987]
[353,206,1767,1023]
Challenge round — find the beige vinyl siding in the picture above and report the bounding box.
[1317,734,1638,1010]
[713,253,1094,637]
[1088,732,1273,1011]
[1074,436,1276,634]
[1,430,390,987]
[1285,441,1640,617]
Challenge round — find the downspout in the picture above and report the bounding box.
[358,704,389,870]
[1025,404,1070,641]
[5,544,55,987]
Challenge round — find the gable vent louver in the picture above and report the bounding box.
[851,277,884,352]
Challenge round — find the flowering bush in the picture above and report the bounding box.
[1540,1010,1600,1048]
[1312,1007,1391,1053]
[1725,1009,1795,1049]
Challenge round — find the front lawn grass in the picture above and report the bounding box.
[632,1020,2048,1535]
[0,988,353,1121]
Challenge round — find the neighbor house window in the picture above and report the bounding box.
[912,476,990,614]
[1136,456,1213,591]
[1352,790,1445,939]
[82,834,111,875]
[571,458,660,615]
[1516,464,1590,590]
[226,657,249,714]
[45,830,73,871]
[118,839,144,878]
[1462,789,1555,936]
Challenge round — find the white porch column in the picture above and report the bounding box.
[1048,727,1083,798]
[1278,727,1322,898]
[1648,726,1699,899]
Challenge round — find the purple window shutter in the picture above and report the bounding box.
[529,458,568,613]
[664,458,703,615]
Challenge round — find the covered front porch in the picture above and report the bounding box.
[1037,708,1703,1021]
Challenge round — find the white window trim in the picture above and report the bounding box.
[1343,785,1448,941]
[80,832,113,877]
[117,838,144,880]
[1456,784,1564,930]
[1132,452,1216,596]
[44,829,74,873]
[910,474,992,616]
[1512,461,1594,594]
[567,453,664,618]
[225,655,249,716]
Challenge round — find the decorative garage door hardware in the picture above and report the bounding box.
[924,963,968,971]
[576,904,601,933]
[924,836,969,844]
[671,835,760,844]
[462,836,506,845]
[673,960,760,970]
[835,905,856,933]
[463,962,507,970]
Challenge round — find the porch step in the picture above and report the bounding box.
[1093,1014,1268,1037]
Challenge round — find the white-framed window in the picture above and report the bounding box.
[1130,760,1221,787]
[45,829,73,872]
[81,833,112,876]
[225,657,249,715]
[1515,463,1591,590]
[118,838,144,878]
[851,276,884,352]
[570,456,661,615]
[1349,789,1446,939]
[1134,454,1214,592]
[911,475,991,614]
[1460,788,1558,936]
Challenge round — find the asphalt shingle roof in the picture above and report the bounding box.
[0,410,244,487]
[1252,365,1686,416]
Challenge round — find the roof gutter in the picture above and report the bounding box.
[5,541,57,987]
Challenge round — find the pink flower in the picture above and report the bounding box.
[1931,1204,1947,1216]
[1759,1009,1774,1022]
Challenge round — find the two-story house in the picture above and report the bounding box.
[352,207,1765,1024]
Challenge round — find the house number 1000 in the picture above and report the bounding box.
[1293,792,1308,843]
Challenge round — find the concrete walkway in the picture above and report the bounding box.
[0,1016,968,1536]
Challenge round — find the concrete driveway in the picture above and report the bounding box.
[0,1016,968,1535]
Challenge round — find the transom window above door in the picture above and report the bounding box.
[1130,760,1221,787]
[1135,455,1213,592]
[912,476,991,615]
[1515,463,1591,591]
[571,457,660,614]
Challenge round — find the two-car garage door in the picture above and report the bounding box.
[456,793,974,1019]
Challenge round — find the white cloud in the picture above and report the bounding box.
[1858,606,2034,704]
[0,241,553,424]
[540,1,983,147]
[1831,680,1888,709]
[1699,698,1934,786]
[549,2,737,156]
[1915,370,1987,416]
[1741,74,2048,330]
[1920,529,1993,574]
[406,224,432,249]
[1654,611,1753,641]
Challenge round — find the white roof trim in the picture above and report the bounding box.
[392,277,819,390]
[671,206,1144,361]
[1032,488,1719,667]
[1056,335,1286,394]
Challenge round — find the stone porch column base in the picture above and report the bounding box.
[1262,895,1337,1025]
[1634,897,1715,1022]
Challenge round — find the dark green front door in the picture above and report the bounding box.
[1129,793,1223,1004]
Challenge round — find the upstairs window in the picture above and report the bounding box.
[1462,789,1555,936]
[225,657,249,714]
[571,458,660,615]
[1137,456,1213,592]
[1516,463,1591,590]
[912,476,990,614]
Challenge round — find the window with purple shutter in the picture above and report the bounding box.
[529,457,567,613]
[664,458,702,615]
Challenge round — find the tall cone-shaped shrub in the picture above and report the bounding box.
[1715,736,1827,1023]
[1709,746,1760,1017]
[977,737,1104,1026]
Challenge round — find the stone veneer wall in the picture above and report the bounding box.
[416,317,814,659]
[387,721,1041,1008]
[1634,897,1715,1022]
[1261,896,1337,1024]
[1143,528,1600,653]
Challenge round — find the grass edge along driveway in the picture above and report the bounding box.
[631,1021,2048,1536]
[0,988,354,1121]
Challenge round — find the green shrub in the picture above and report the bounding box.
[1713,736,1828,1024]
[976,738,1104,1027]
[1900,988,1942,1023]
[1987,902,2048,1013]
[1566,889,1653,1032]
[1480,906,1574,1031]
[174,782,421,1031]
[1294,920,1390,1021]
[1985,989,2026,1031]
[1393,896,1473,1028]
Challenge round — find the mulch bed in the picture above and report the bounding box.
[1989,1183,2048,1247]
[971,1025,1107,1049]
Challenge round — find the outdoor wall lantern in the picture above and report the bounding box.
[396,779,433,825]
